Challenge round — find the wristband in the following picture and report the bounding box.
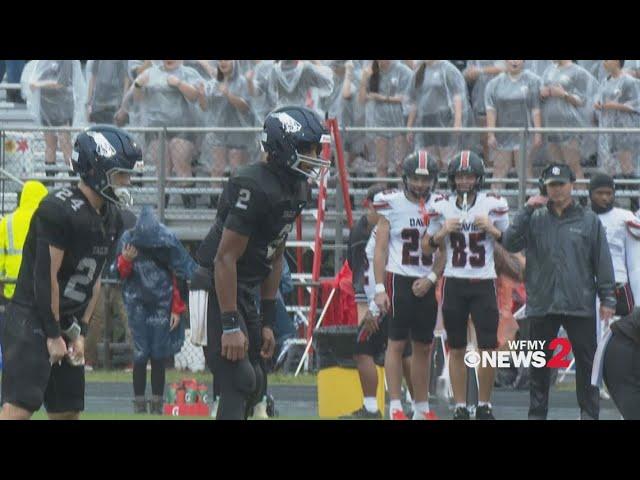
[427,272,438,284]
[134,81,143,89]
[221,311,240,333]
[375,283,386,294]
[79,321,89,337]
[260,299,276,328]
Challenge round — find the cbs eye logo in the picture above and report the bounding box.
[464,339,572,369]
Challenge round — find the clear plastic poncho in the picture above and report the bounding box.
[540,62,600,156]
[86,60,129,113]
[577,60,607,82]
[200,60,259,150]
[264,60,334,111]
[319,61,357,125]
[250,60,276,124]
[409,60,471,148]
[364,60,413,138]
[465,60,505,117]
[524,60,553,78]
[26,60,86,127]
[484,70,542,150]
[595,73,640,173]
[119,206,197,360]
[319,61,362,152]
[137,62,203,128]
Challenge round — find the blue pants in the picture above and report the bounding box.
[0,61,26,83]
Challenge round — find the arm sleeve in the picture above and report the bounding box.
[171,274,186,315]
[117,254,133,279]
[491,198,511,232]
[36,200,71,251]
[32,201,71,338]
[592,217,617,309]
[501,205,535,252]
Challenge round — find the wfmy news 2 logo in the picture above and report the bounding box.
[463,339,572,369]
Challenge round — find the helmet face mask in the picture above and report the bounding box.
[288,135,331,181]
[100,167,139,208]
[261,107,331,182]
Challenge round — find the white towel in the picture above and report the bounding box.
[189,290,209,346]
[591,327,613,387]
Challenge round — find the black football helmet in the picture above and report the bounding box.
[401,150,438,200]
[447,150,485,193]
[261,105,331,181]
[71,125,143,208]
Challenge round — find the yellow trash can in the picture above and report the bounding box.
[314,325,386,418]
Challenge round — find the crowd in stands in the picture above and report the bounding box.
[5,60,640,206]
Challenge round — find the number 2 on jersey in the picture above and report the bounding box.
[63,257,98,303]
[401,228,432,266]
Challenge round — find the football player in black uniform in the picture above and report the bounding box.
[193,105,330,420]
[0,125,142,420]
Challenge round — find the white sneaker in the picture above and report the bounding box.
[600,388,611,400]
[252,397,269,419]
[210,399,219,418]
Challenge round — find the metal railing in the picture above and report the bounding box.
[1,124,638,221]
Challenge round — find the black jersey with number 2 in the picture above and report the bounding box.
[196,162,308,287]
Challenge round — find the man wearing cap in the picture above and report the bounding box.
[501,163,617,420]
[589,172,640,320]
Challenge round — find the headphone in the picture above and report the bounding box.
[538,163,576,196]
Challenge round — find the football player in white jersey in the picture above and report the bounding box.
[589,173,640,317]
[422,150,510,420]
[373,150,445,420]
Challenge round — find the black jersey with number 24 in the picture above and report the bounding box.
[12,186,123,319]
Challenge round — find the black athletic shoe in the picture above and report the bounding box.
[453,406,470,420]
[475,405,496,420]
[340,406,382,420]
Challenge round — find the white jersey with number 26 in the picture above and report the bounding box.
[372,189,441,278]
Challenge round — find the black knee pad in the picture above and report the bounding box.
[246,362,265,409]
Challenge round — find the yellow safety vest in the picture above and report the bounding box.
[0,181,48,299]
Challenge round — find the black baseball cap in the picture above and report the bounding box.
[543,164,574,185]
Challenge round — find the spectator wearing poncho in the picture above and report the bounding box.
[116,206,196,414]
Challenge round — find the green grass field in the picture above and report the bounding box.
[83,369,317,386]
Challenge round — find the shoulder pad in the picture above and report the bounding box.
[372,190,399,210]
[37,192,70,226]
[485,192,508,213]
